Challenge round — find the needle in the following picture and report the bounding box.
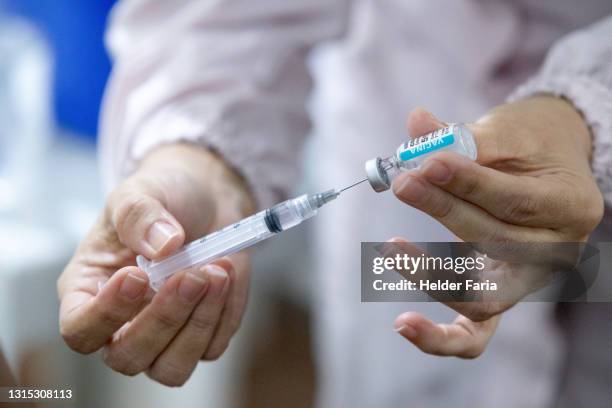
[339,177,368,192]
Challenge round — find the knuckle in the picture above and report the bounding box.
[587,197,604,230]
[188,313,218,334]
[462,304,495,322]
[149,361,192,387]
[422,343,445,357]
[103,348,146,376]
[457,174,479,197]
[228,317,243,336]
[502,194,540,223]
[112,194,153,234]
[203,342,229,361]
[152,308,185,331]
[60,326,98,355]
[459,345,483,359]
[493,226,519,245]
[553,188,575,217]
[578,189,604,233]
[553,184,603,237]
[93,300,128,329]
[429,194,454,220]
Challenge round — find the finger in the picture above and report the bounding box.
[392,172,559,243]
[406,107,447,137]
[406,107,560,227]
[394,312,500,358]
[108,189,185,260]
[102,266,211,376]
[419,152,570,228]
[383,237,562,322]
[59,266,149,354]
[202,256,248,360]
[147,264,230,386]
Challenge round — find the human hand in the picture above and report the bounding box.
[58,144,254,386]
[392,96,604,357]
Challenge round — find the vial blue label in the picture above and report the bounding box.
[398,127,455,161]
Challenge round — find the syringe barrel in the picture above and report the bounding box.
[365,124,477,192]
[137,194,320,290]
[267,193,320,231]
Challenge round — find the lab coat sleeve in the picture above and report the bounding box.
[509,15,612,207]
[99,0,349,208]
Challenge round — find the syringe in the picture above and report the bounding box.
[137,189,340,290]
[138,124,477,290]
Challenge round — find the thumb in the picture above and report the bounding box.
[107,184,185,260]
[406,107,447,137]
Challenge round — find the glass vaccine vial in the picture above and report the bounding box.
[365,124,477,192]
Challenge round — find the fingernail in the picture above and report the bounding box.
[146,221,179,253]
[203,265,229,297]
[395,324,417,339]
[422,160,452,184]
[394,175,427,204]
[120,271,148,300]
[178,268,209,302]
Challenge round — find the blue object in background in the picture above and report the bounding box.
[5,0,117,141]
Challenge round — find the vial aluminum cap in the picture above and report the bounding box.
[365,157,390,192]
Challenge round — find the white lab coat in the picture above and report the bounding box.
[100,1,612,407]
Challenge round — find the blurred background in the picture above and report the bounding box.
[0,1,316,406]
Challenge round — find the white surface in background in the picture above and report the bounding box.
[0,17,53,214]
[0,132,98,406]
